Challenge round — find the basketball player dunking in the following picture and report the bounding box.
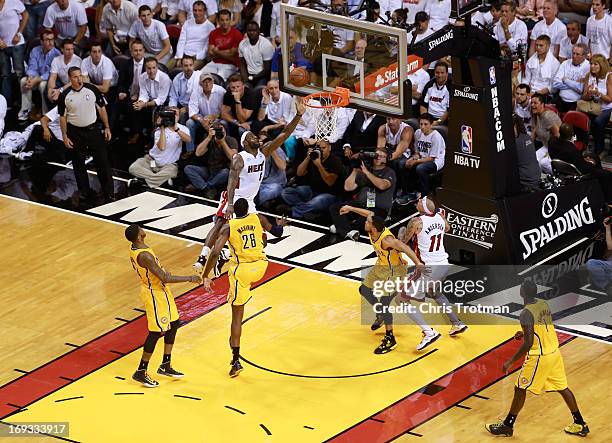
[201,198,269,377]
[193,98,307,273]
[125,224,202,387]
[399,197,468,338]
[486,281,589,438]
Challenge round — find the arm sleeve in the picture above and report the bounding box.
[128,22,138,39]
[175,24,187,59]
[188,91,199,118]
[26,49,40,78]
[155,75,171,106]
[42,6,54,29]
[89,84,108,107]
[138,76,150,102]
[168,78,179,107]
[262,39,275,61]
[76,4,88,26]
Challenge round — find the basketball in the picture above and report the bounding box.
[289,67,309,87]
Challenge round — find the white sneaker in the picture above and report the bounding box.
[85,156,93,165]
[329,224,337,234]
[449,323,468,336]
[18,110,30,121]
[13,151,33,160]
[416,330,441,351]
[346,230,360,241]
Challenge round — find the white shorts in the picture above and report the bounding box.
[402,261,450,301]
[216,191,256,218]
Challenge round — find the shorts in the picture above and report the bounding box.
[140,287,179,332]
[404,261,450,301]
[216,191,256,218]
[363,264,408,297]
[515,349,568,394]
[228,259,268,306]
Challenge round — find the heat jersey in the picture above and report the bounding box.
[235,150,266,203]
[415,213,449,264]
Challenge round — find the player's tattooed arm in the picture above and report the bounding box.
[137,252,200,284]
[401,217,422,243]
[503,309,535,373]
[225,154,244,219]
[261,97,306,157]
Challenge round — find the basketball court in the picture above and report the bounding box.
[1,1,611,442]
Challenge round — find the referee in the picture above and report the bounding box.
[59,66,115,203]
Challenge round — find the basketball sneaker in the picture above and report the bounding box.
[371,314,384,331]
[485,420,513,437]
[374,334,397,354]
[229,360,243,377]
[157,364,184,378]
[564,423,589,437]
[416,330,441,351]
[449,323,468,336]
[132,370,159,387]
[215,248,230,277]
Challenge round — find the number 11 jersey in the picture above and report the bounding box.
[415,212,449,264]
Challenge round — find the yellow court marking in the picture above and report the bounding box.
[10,268,516,442]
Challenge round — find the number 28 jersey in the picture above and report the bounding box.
[415,213,449,264]
[228,213,267,264]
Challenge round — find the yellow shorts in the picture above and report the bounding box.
[140,286,179,332]
[515,349,568,394]
[363,264,408,296]
[228,259,268,306]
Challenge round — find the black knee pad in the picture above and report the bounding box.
[164,320,180,344]
[143,331,162,353]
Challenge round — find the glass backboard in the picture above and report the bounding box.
[279,4,415,118]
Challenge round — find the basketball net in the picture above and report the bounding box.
[303,87,350,142]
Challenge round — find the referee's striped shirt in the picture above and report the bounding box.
[57,83,107,127]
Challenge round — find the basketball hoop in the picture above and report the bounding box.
[303,87,350,142]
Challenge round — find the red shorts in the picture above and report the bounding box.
[215,191,257,217]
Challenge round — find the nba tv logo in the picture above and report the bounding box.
[461,125,472,154]
[489,66,496,85]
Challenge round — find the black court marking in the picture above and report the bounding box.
[58,376,74,382]
[115,376,126,380]
[405,430,423,437]
[224,405,246,415]
[65,343,80,348]
[114,392,144,396]
[54,396,84,403]
[304,426,315,430]
[0,420,80,443]
[369,418,385,423]
[13,369,28,374]
[4,407,28,416]
[109,350,125,356]
[241,306,272,324]
[259,424,272,435]
[240,349,437,379]
[133,308,146,313]
[6,403,23,409]
[422,383,446,396]
[454,404,472,410]
[115,317,130,323]
[174,395,201,401]
[473,394,489,400]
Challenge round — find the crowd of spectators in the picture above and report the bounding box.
[0,0,610,237]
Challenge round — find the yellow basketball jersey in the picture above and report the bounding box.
[228,213,267,263]
[129,246,167,291]
[525,299,559,356]
[370,228,407,268]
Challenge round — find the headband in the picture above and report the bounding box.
[421,196,434,215]
[240,131,251,148]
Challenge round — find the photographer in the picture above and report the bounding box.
[280,140,343,220]
[183,123,238,199]
[330,148,396,240]
[585,216,612,297]
[128,107,191,188]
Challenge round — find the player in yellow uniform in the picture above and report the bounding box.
[486,280,589,437]
[202,198,269,377]
[358,211,434,354]
[125,224,201,387]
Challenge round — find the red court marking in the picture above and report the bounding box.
[0,262,290,419]
[328,332,574,443]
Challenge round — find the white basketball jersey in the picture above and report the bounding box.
[415,213,449,264]
[385,122,408,147]
[234,150,266,203]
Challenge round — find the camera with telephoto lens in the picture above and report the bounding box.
[309,147,323,160]
[350,150,377,169]
[157,107,176,127]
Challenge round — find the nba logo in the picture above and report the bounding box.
[461,125,472,154]
[489,66,496,85]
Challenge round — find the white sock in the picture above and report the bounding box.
[200,246,210,258]
[406,303,433,334]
